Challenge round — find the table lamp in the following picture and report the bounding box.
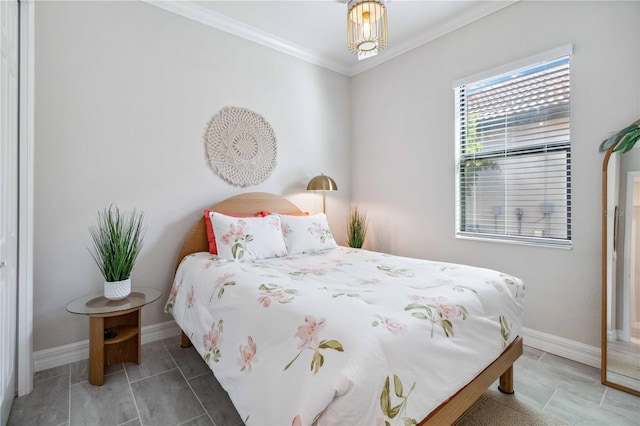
[306,174,338,214]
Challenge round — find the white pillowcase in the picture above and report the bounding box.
[211,212,288,261]
[279,213,337,255]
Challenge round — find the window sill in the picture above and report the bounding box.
[455,233,572,250]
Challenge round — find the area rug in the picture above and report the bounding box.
[454,389,572,426]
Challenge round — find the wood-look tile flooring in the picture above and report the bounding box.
[7,337,640,425]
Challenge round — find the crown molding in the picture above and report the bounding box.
[143,0,518,78]
[350,0,519,75]
[142,0,352,76]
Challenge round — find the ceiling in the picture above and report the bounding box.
[145,0,517,76]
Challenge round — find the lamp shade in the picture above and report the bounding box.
[307,174,338,192]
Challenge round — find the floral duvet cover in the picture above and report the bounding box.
[165,247,524,426]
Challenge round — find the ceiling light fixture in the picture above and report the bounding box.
[347,0,387,61]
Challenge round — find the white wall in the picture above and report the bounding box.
[34,1,350,351]
[34,0,640,354]
[351,1,640,347]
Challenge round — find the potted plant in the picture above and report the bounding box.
[599,118,640,153]
[89,205,145,300]
[347,206,368,249]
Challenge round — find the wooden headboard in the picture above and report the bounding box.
[174,192,303,270]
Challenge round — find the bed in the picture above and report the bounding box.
[166,192,524,425]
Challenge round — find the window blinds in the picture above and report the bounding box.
[455,55,571,247]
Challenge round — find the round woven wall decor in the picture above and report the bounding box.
[204,106,277,187]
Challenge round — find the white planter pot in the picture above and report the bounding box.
[104,278,131,300]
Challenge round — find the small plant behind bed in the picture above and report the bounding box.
[347,206,368,249]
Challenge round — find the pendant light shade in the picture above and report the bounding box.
[347,0,387,61]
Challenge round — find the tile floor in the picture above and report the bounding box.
[7,337,640,426]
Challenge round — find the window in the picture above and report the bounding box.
[454,46,572,248]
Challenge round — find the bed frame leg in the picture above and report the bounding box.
[498,365,515,394]
[180,331,192,348]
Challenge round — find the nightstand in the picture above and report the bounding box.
[66,287,162,385]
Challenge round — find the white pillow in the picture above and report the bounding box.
[279,213,337,255]
[211,212,288,261]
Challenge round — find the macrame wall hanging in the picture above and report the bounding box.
[204,106,277,187]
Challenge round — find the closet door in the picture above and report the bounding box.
[0,0,19,423]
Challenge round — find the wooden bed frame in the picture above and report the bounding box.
[174,192,523,425]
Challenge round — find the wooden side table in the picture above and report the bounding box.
[66,287,162,386]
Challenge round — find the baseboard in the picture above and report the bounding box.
[616,329,631,342]
[521,327,600,368]
[34,320,182,372]
[34,323,600,373]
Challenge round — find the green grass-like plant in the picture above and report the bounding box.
[89,205,145,282]
[347,206,368,249]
